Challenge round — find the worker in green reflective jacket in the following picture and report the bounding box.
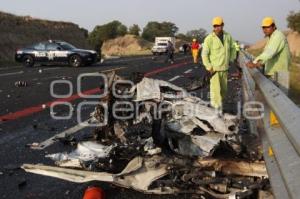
[246,17,291,94]
[234,41,240,62]
[201,16,237,111]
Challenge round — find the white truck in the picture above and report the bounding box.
[151,37,176,55]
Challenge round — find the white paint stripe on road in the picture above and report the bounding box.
[31,119,90,150]
[42,67,61,71]
[168,75,181,82]
[184,69,193,74]
[0,70,24,77]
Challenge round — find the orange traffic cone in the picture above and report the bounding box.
[83,186,105,199]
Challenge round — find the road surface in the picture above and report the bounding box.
[0,54,241,199]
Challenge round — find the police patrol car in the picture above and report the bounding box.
[15,40,100,67]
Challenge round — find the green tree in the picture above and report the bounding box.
[186,28,207,42]
[88,20,128,49]
[142,21,178,42]
[287,11,300,33]
[129,24,141,36]
[176,33,190,41]
[117,24,128,36]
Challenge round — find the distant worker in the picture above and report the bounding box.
[166,40,175,64]
[191,38,200,63]
[201,17,236,111]
[94,43,102,60]
[234,41,240,61]
[182,43,189,55]
[246,17,291,94]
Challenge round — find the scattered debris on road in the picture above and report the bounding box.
[18,178,27,189]
[22,72,270,198]
[54,134,77,146]
[25,142,39,148]
[14,81,28,87]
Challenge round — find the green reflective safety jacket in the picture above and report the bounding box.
[254,30,291,75]
[234,42,240,52]
[201,31,236,71]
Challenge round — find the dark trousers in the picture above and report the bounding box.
[166,52,174,62]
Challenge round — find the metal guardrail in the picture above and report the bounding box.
[239,51,300,199]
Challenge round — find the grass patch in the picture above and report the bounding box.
[292,55,300,64]
[289,62,300,105]
[0,61,20,67]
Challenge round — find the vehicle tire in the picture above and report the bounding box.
[22,55,34,67]
[69,54,82,67]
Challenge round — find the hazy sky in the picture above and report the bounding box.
[1,0,300,43]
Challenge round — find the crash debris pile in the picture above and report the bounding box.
[23,72,271,198]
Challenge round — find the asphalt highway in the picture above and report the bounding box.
[0,54,241,199]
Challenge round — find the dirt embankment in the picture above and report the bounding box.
[102,34,153,56]
[249,30,300,57]
[0,11,90,66]
[102,35,189,56]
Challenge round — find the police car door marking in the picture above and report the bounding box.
[47,51,68,60]
[47,52,55,60]
[35,51,46,57]
[54,51,68,57]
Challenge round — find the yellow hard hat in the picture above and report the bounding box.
[212,17,224,26]
[262,17,275,27]
[192,38,196,42]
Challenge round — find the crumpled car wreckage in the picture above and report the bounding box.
[23,71,270,198]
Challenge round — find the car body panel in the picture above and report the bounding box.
[15,40,100,66]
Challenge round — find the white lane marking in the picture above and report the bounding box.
[31,76,70,82]
[184,69,193,74]
[0,70,24,77]
[31,119,90,150]
[42,67,60,71]
[168,75,181,82]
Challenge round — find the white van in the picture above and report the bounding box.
[151,37,175,55]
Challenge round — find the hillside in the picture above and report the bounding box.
[102,35,188,56]
[0,11,90,66]
[101,34,153,56]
